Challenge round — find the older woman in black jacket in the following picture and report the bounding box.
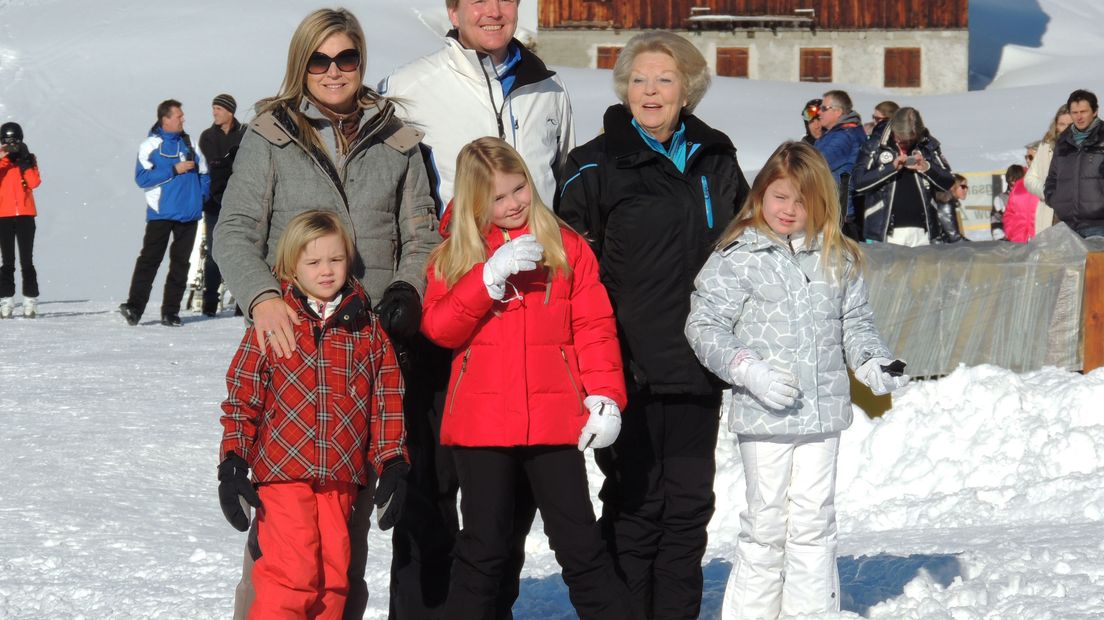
[555,31,749,620]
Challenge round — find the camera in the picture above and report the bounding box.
[905,154,917,167]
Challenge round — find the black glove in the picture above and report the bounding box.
[374,282,422,342]
[9,143,34,172]
[217,452,261,532]
[374,459,409,531]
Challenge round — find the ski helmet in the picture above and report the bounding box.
[1,122,23,145]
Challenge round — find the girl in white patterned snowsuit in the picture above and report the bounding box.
[684,141,909,619]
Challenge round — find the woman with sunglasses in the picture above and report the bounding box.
[214,8,439,620]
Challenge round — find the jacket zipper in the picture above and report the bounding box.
[700,176,714,229]
[447,349,472,417]
[559,347,584,414]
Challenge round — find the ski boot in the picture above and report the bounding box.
[22,297,37,318]
[0,297,13,319]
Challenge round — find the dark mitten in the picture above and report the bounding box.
[11,143,34,171]
[373,282,422,342]
[374,459,410,531]
[217,452,261,532]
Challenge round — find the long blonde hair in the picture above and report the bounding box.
[429,137,570,287]
[717,141,863,281]
[273,210,355,285]
[1043,104,1071,145]
[258,9,381,156]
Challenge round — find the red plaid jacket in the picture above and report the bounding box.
[220,281,406,485]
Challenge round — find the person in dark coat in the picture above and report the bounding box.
[851,106,960,246]
[198,93,245,316]
[800,98,822,145]
[1044,88,1104,238]
[555,31,749,620]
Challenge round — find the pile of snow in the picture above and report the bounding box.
[2,0,1104,617]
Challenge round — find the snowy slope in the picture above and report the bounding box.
[2,1,1104,618]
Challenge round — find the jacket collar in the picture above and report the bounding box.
[739,225,823,254]
[281,280,370,329]
[483,223,532,252]
[600,103,734,162]
[823,110,863,134]
[443,32,556,92]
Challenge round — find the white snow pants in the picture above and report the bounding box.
[722,432,841,620]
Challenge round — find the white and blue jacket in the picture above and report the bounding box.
[134,127,209,222]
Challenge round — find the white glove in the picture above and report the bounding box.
[483,234,544,300]
[578,395,622,451]
[855,357,911,395]
[730,354,800,411]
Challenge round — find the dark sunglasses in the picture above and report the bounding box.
[307,49,361,75]
[0,137,19,146]
[801,103,820,123]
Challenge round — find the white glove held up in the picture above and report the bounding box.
[578,395,622,451]
[483,234,544,300]
[730,353,800,411]
[855,357,911,395]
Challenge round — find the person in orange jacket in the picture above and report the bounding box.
[218,210,408,619]
[421,137,635,619]
[0,122,42,319]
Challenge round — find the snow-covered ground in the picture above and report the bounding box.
[1,1,1103,618]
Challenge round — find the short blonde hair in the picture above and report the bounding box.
[273,210,355,283]
[612,31,711,113]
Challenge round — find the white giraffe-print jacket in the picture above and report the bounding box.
[685,227,891,436]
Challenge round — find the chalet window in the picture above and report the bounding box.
[799,48,832,83]
[716,47,749,78]
[596,46,622,70]
[884,47,921,88]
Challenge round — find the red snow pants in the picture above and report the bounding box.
[249,480,357,620]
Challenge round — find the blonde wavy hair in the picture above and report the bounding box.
[258,8,381,156]
[273,210,355,285]
[717,141,863,281]
[1043,104,1072,145]
[429,137,570,287]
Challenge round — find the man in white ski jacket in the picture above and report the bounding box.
[378,1,576,618]
[380,1,574,213]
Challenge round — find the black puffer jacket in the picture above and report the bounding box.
[555,104,750,395]
[852,124,957,242]
[1044,120,1104,233]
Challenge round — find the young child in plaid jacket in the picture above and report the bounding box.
[217,210,408,619]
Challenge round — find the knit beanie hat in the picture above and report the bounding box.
[212,94,237,114]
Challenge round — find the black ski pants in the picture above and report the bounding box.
[0,215,38,298]
[202,208,223,309]
[448,445,635,620]
[596,390,722,620]
[388,339,534,620]
[125,219,197,316]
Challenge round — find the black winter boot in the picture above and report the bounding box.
[119,303,141,326]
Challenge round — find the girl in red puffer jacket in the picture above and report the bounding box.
[421,137,634,619]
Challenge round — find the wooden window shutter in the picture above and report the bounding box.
[596,46,622,70]
[799,48,832,83]
[716,47,749,78]
[884,48,921,88]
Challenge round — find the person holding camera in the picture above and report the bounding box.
[120,99,209,326]
[852,106,959,246]
[0,121,42,319]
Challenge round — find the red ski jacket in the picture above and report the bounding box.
[0,156,40,218]
[422,224,626,447]
[220,281,407,484]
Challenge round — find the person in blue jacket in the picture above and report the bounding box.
[119,99,209,327]
[815,90,867,239]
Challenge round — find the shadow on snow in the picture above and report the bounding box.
[512,553,962,619]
